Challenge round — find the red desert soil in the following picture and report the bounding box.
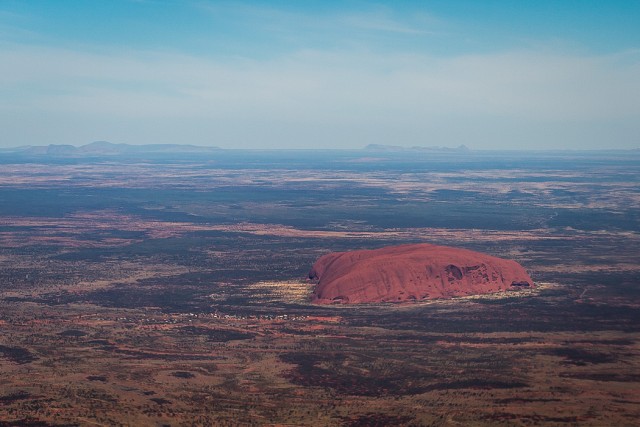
[309,243,533,304]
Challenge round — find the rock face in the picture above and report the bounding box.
[309,243,533,304]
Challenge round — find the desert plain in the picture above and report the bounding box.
[0,148,639,426]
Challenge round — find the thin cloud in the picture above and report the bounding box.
[194,1,441,51]
[1,39,638,149]
[338,6,442,36]
[1,2,638,149]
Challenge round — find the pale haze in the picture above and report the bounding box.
[1,0,639,150]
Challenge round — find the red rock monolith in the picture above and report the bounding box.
[309,243,533,304]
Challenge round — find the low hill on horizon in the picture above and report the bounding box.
[2,141,221,156]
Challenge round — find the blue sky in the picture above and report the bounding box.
[1,0,639,149]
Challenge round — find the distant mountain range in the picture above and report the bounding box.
[364,144,470,152]
[1,141,221,156]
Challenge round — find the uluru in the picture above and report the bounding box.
[308,243,533,304]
